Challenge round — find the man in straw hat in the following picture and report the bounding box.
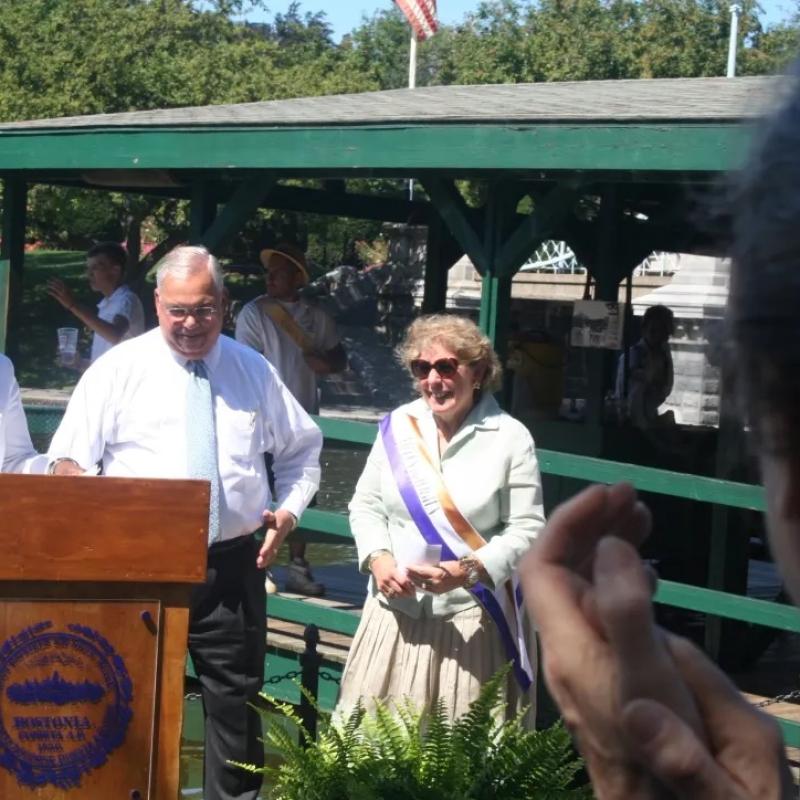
[236,241,346,596]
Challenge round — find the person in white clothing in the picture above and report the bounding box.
[47,241,146,367]
[0,354,49,474]
[235,241,346,596]
[48,245,322,800]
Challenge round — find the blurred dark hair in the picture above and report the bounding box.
[86,241,128,270]
[727,65,800,453]
[642,304,675,333]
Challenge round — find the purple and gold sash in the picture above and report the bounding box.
[379,409,534,691]
[258,298,315,355]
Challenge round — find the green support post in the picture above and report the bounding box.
[0,177,27,359]
[477,186,513,370]
[478,271,512,353]
[199,175,276,254]
[495,183,578,276]
[421,217,448,313]
[189,180,217,244]
[582,187,623,425]
[705,390,749,661]
[421,177,489,274]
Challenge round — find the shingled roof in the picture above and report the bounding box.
[0,76,784,131]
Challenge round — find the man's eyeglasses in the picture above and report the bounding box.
[164,305,218,321]
[409,358,460,379]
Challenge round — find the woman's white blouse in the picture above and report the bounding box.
[349,392,545,618]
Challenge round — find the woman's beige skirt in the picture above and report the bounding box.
[335,596,536,726]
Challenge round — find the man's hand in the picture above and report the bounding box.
[621,636,794,799]
[257,508,296,569]
[47,278,77,310]
[49,458,87,476]
[521,484,661,796]
[370,553,415,599]
[522,483,793,799]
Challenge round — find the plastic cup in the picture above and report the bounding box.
[57,327,79,366]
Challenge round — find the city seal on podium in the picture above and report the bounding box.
[0,621,133,789]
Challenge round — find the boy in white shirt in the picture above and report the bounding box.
[47,241,146,367]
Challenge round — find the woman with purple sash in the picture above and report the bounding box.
[336,315,545,723]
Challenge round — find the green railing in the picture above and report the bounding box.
[23,406,800,744]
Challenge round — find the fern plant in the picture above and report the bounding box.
[245,668,589,800]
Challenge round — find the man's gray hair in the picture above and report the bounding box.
[155,245,224,293]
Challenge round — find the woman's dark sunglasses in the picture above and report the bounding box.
[410,358,460,379]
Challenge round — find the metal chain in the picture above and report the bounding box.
[263,670,302,686]
[754,689,800,708]
[187,667,333,696]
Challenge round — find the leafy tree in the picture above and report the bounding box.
[0,0,376,267]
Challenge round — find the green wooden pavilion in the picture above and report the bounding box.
[2,76,798,736]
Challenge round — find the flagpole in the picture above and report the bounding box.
[408,31,417,201]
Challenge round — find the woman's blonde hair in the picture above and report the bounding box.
[397,314,503,393]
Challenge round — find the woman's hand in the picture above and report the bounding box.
[406,561,465,594]
[371,554,415,600]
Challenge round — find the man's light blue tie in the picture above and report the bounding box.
[186,360,221,545]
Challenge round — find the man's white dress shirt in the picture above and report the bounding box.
[90,285,146,362]
[235,297,339,413]
[0,354,48,474]
[49,329,322,541]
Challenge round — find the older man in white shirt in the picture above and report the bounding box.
[0,354,49,474]
[48,245,322,800]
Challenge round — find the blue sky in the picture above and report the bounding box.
[247,0,796,40]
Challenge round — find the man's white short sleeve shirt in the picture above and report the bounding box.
[91,285,146,362]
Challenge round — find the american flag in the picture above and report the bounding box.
[395,0,438,41]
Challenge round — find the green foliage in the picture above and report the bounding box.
[0,0,375,261]
[347,0,797,88]
[3,0,798,264]
[255,668,588,800]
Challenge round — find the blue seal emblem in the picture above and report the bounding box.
[0,621,133,789]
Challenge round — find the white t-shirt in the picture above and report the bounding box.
[91,285,146,362]
[234,297,340,413]
[48,329,322,542]
[0,354,48,474]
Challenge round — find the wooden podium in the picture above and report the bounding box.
[0,474,209,800]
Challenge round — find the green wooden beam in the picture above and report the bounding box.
[495,182,580,277]
[263,184,433,224]
[423,177,488,274]
[312,415,376,445]
[536,449,765,511]
[655,580,800,633]
[297,508,351,540]
[267,595,360,636]
[198,174,276,253]
[25,402,764,514]
[0,124,751,173]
